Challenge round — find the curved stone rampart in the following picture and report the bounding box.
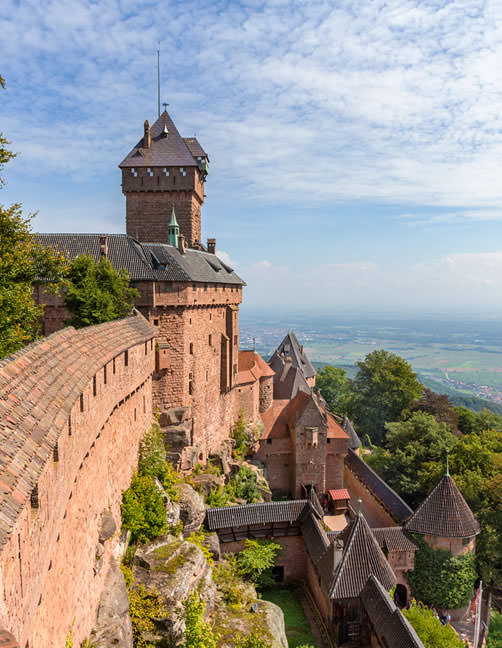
[0,314,156,647]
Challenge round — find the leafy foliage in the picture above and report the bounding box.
[409,388,459,433]
[186,531,214,565]
[231,465,261,503]
[403,601,464,648]
[315,365,351,414]
[181,591,218,648]
[405,536,477,609]
[348,349,423,444]
[206,485,232,507]
[138,422,179,501]
[232,410,249,460]
[63,255,138,328]
[129,584,166,648]
[121,473,167,544]
[487,609,502,648]
[365,411,457,508]
[237,539,281,589]
[212,555,248,608]
[233,631,270,648]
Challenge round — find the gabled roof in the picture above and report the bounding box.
[36,234,245,286]
[372,527,418,553]
[345,449,413,523]
[270,332,316,380]
[361,576,425,648]
[205,500,308,530]
[119,111,201,168]
[342,417,361,450]
[328,512,396,600]
[405,474,480,538]
[269,355,311,400]
[236,351,275,386]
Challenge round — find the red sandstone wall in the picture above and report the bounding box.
[234,381,260,422]
[343,464,395,528]
[306,555,330,620]
[423,534,475,556]
[0,328,155,647]
[255,438,293,496]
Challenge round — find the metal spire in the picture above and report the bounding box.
[157,42,161,117]
[446,452,450,476]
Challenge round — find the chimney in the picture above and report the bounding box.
[207,238,216,254]
[99,235,108,259]
[178,234,186,255]
[143,120,151,148]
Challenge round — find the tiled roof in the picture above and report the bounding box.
[361,575,425,648]
[328,512,396,600]
[36,234,245,286]
[236,350,275,385]
[183,137,207,159]
[0,630,19,647]
[345,449,413,523]
[328,489,350,501]
[405,474,480,538]
[372,527,418,552]
[119,111,200,168]
[326,411,349,440]
[300,512,330,565]
[260,399,291,439]
[342,417,361,450]
[0,314,155,551]
[205,500,308,530]
[270,332,316,380]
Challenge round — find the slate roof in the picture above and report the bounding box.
[36,234,245,286]
[328,512,396,600]
[405,474,480,538]
[269,356,311,400]
[0,314,155,551]
[342,417,361,450]
[119,111,203,168]
[300,512,330,565]
[372,527,418,552]
[205,500,308,530]
[270,332,316,381]
[345,449,413,523]
[183,137,207,159]
[361,575,425,648]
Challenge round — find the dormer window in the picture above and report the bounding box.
[131,168,138,177]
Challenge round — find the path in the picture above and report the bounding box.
[297,585,334,648]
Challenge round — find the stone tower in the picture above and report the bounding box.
[119,111,209,246]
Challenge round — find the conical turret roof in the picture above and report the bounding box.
[328,511,396,600]
[405,474,480,538]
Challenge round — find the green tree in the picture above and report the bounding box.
[0,76,66,358]
[409,388,459,433]
[121,473,167,543]
[365,411,457,508]
[237,539,281,588]
[348,350,423,444]
[182,591,218,648]
[406,537,477,610]
[316,365,351,414]
[403,600,464,648]
[63,254,138,328]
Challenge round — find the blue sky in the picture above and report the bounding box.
[2,0,502,316]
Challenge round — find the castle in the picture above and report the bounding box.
[0,111,483,647]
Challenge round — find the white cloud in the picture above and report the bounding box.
[215,249,239,268]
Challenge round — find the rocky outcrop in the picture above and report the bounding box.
[257,600,288,648]
[154,478,181,528]
[191,473,224,496]
[92,560,133,648]
[177,483,206,534]
[132,535,215,643]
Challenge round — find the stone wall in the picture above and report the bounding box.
[259,376,273,413]
[423,534,475,556]
[255,438,293,496]
[0,316,155,647]
[343,464,396,528]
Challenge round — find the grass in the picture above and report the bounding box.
[261,586,316,648]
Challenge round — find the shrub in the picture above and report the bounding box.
[237,539,281,589]
[121,473,167,544]
[206,485,232,508]
[181,591,218,648]
[138,423,179,501]
[405,536,477,609]
[212,555,247,608]
[403,600,464,648]
[129,584,166,648]
[233,630,270,648]
[487,609,502,648]
[231,465,261,503]
[232,410,248,460]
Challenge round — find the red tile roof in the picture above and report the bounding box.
[235,350,275,385]
[327,411,349,439]
[0,314,155,551]
[260,400,291,439]
[328,489,350,501]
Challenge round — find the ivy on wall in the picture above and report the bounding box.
[405,536,477,609]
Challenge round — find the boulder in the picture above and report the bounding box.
[191,473,224,496]
[153,478,181,528]
[92,559,133,648]
[177,483,206,534]
[133,535,215,642]
[256,599,288,648]
[203,532,221,562]
[209,440,233,476]
[99,510,117,544]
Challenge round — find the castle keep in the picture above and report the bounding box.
[0,110,484,647]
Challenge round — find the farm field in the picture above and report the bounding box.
[239,313,502,405]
